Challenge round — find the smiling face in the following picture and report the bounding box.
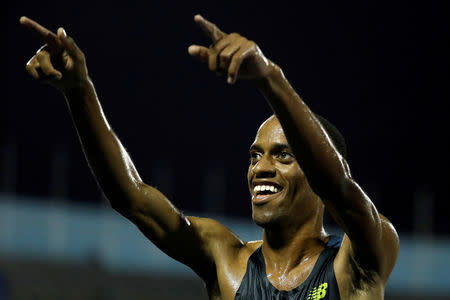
[248,116,321,228]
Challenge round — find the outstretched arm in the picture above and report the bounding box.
[189,14,399,284]
[20,16,242,279]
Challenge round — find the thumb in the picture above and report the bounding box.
[188,45,209,63]
[57,28,84,61]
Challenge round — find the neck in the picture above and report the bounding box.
[261,208,328,273]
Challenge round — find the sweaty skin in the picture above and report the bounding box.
[21,14,399,299]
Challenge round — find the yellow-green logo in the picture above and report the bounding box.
[307,282,328,300]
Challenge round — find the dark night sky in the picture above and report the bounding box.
[5,1,450,234]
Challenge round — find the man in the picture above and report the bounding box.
[20,14,399,299]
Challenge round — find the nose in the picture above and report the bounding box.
[252,155,276,178]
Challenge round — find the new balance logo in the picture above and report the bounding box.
[307,282,328,300]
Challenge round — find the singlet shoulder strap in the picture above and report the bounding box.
[305,234,342,280]
[326,235,342,248]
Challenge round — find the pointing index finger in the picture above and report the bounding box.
[194,14,225,43]
[20,16,60,51]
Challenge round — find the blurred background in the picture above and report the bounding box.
[4,0,450,299]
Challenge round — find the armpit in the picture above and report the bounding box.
[348,253,378,293]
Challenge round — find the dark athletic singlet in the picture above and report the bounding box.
[235,235,342,300]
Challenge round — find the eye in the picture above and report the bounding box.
[250,152,262,163]
[278,151,293,161]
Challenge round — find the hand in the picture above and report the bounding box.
[20,16,88,92]
[188,15,273,84]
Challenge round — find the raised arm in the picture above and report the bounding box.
[252,63,399,285]
[20,17,242,279]
[189,14,399,285]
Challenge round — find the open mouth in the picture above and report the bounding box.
[252,183,283,204]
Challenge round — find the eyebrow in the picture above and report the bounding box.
[249,143,291,153]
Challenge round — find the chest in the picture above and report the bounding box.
[211,250,333,300]
[215,246,342,300]
[264,256,319,291]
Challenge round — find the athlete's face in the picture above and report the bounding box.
[247,116,314,227]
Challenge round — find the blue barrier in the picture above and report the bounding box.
[1,194,449,295]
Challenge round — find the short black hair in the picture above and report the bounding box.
[315,114,348,160]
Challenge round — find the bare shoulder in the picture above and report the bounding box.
[235,240,263,263]
[187,216,263,261]
[245,240,263,251]
[334,215,399,298]
[187,216,245,244]
[187,217,263,299]
[214,238,263,299]
[186,216,248,262]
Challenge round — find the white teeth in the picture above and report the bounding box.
[253,184,280,193]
